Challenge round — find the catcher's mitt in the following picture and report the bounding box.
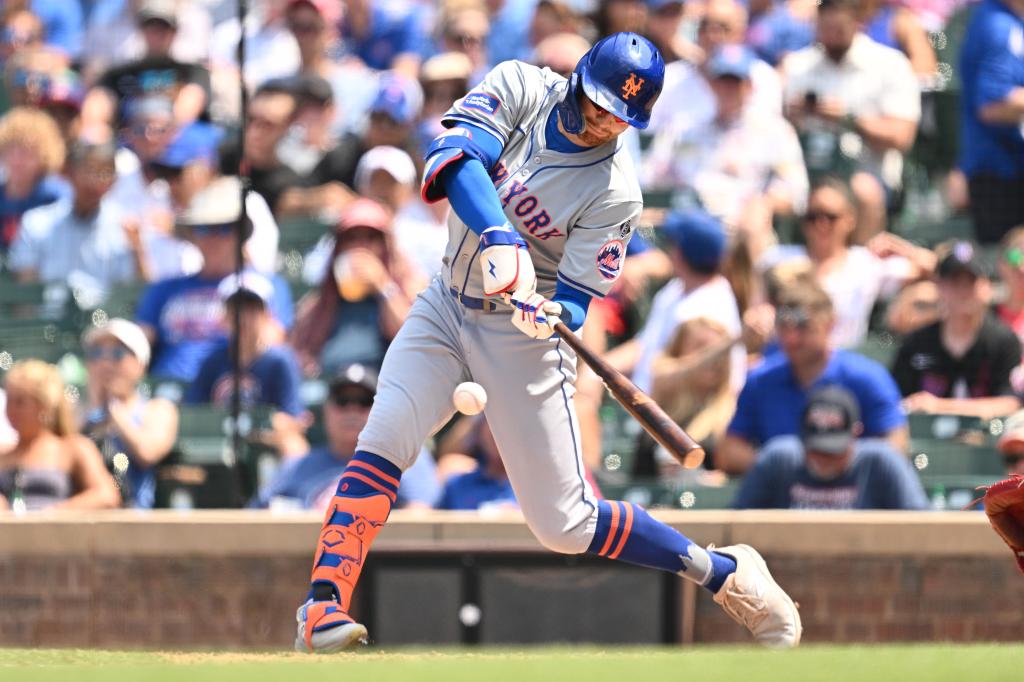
[981,475,1024,575]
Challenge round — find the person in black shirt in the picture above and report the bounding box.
[892,240,1022,418]
[80,0,210,132]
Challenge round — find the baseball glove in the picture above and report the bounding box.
[981,475,1024,575]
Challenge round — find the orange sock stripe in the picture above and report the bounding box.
[597,502,621,556]
[341,472,397,503]
[608,503,634,560]
[349,460,401,489]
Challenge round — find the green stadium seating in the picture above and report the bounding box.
[277,216,332,254]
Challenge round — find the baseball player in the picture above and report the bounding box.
[295,33,801,652]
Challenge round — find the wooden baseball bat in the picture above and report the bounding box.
[554,322,705,469]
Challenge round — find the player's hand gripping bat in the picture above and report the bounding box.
[553,322,706,469]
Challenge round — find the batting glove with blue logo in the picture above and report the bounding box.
[509,291,562,340]
[480,223,536,298]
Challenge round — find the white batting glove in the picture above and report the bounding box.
[509,291,562,340]
[480,223,536,297]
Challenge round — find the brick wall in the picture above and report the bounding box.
[1,510,1021,648]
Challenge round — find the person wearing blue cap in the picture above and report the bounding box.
[606,209,746,396]
[644,44,808,259]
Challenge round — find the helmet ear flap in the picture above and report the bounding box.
[556,71,585,135]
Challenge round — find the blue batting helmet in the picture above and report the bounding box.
[556,32,665,134]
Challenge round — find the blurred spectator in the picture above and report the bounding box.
[593,0,648,37]
[439,5,491,84]
[759,176,935,348]
[340,0,426,77]
[782,0,920,242]
[10,139,142,292]
[488,0,539,65]
[251,363,440,509]
[745,0,815,67]
[80,318,177,509]
[352,145,443,282]
[0,106,69,253]
[718,280,908,475]
[996,409,1024,477]
[532,31,591,78]
[607,210,746,396]
[636,316,737,477]
[644,0,689,62]
[530,0,580,49]
[733,385,928,510]
[1,8,46,65]
[0,389,16,453]
[861,0,939,78]
[648,0,783,135]
[958,0,1024,244]
[292,198,421,376]
[209,0,300,93]
[286,0,377,135]
[187,273,308,458]
[82,0,212,82]
[894,240,1022,418]
[740,258,815,358]
[885,279,941,337]
[439,415,517,510]
[996,227,1024,343]
[136,176,294,381]
[644,45,807,257]
[28,0,84,59]
[82,0,211,133]
[37,69,85,146]
[0,360,119,511]
[418,50,473,149]
[221,81,304,216]
[3,45,70,111]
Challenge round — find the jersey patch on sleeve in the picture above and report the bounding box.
[462,91,501,115]
[596,239,625,281]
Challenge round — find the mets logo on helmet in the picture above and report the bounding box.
[596,239,625,280]
[621,73,644,100]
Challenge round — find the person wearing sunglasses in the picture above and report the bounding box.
[135,176,294,382]
[719,278,909,475]
[893,240,1022,419]
[249,363,439,510]
[80,318,178,509]
[759,176,935,348]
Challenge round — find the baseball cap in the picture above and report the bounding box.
[354,146,417,192]
[67,139,117,166]
[178,175,245,227]
[661,210,727,273]
[936,240,987,279]
[289,74,334,108]
[998,410,1024,453]
[126,95,174,123]
[82,318,152,368]
[40,69,84,111]
[421,52,473,83]
[370,75,423,125]
[328,363,379,395]
[337,198,392,233]
[217,271,274,306]
[154,122,222,169]
[801,385,861,455]
[137,0,178,28]
[286,0,341,23]
[707,45,755,80]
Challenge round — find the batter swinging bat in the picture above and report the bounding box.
[553,322,706,469]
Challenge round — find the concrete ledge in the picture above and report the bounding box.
[0,509,1004,557]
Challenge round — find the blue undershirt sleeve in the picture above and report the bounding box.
[553,280,590,332]
[436,122,506,236]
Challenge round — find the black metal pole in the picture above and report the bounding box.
[230,0,250,507]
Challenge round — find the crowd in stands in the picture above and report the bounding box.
[0,0,1022,514]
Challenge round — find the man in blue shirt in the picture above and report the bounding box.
[958,0,1024,243]
[718,279,908,474]
[439,417,517,511]
[136,176,293,381]
[733,385,928,510]
[251,364,440,510]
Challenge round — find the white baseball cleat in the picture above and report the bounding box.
[294,600,369,653]
[710,544,802,649]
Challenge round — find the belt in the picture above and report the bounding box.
[449,287,500,312]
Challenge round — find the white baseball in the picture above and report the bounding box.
[453,381,487,415]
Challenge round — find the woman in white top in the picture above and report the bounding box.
[759,176,935,348]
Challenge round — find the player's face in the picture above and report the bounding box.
[575,96,630,146]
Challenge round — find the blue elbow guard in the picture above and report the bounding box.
[421,127,497,203]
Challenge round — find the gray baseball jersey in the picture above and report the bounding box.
[440,60,642,301]
[357,60,646,553]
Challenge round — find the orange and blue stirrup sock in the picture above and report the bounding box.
[308,451,401,608]
[586,500,737,594]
